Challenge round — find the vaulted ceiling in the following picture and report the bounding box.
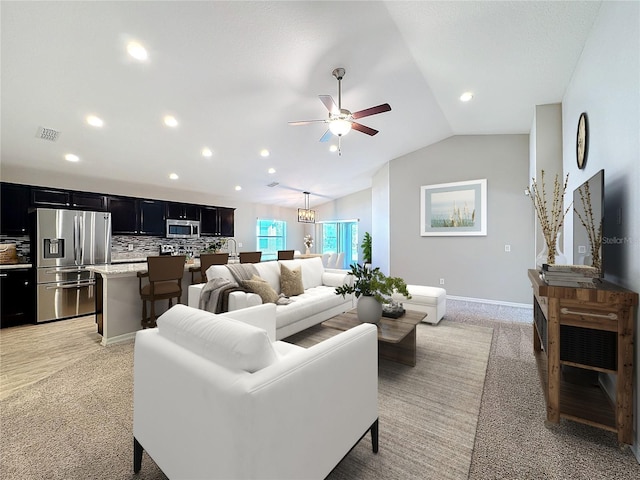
[1,1,601,208]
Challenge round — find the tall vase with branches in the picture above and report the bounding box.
[526,170,570,265]
[575,181,603,273]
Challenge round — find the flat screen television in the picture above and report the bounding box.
[572,169,604,272]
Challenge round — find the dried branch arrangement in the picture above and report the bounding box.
[526,170,570,264]
[574,181,603,272]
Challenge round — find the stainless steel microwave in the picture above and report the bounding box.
[166,219,200,239]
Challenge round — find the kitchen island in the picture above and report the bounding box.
[89,260,199,345]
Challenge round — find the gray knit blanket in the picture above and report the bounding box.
[225,263,258,283]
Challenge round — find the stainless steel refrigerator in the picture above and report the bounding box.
[34,208,111,323]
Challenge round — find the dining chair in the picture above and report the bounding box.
[277,250,295,260]
[138,255,186,328]
[190,252,229,284]
[326,253,337,269]
[333,252,345,269]
[239,251,262,264]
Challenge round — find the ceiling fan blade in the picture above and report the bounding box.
[351,122,379,136]
[319,95,339,115]
[352,103,391,120]
[288,119,326,126]
[319,129,333,142]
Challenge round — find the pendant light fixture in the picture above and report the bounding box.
[298,191,316,223]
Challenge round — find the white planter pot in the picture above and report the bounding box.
[357,296,382,324]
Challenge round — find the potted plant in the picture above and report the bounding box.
[361,232,372,266]
[206,238,227,253]
[335,263,411,323]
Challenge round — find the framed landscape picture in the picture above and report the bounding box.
[420,179,487,236]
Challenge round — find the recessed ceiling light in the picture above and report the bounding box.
[260,149,270,157]
[268,168,276,174]
[202,148,213,157]
[127,41,148,61]
[64,153,79,162]
[169,173,179,180]
[86,115,104,127]
[329,145,338,153]
[460,92,474,102]
[163,115,178,127]
[234,185,242,191]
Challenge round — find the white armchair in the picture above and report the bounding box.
[133,303,379,479]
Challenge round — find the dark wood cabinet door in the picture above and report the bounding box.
[0,183,31,235]
[109,197,138,234]
[70,192,106,211]
[218,207,235,237]
[200,206,234,236]
[139,200,166,236]
[31,187,70,207]
[0,268,34,327]
[167,202,200,221]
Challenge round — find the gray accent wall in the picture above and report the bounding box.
[388,134,534,305]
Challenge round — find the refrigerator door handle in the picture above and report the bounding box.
[78,214,85,264]
[45,280,95,290]
[73,214,79,264]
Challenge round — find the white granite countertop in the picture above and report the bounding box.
[89,259,200,277]
[0,263,33,270]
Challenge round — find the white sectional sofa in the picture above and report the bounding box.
[188,257,354,340]
[133,303,379,479]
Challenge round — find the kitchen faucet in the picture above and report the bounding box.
[226,238,237,258]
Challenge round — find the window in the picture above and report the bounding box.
[319,220,358,268]
[256,219,286,261]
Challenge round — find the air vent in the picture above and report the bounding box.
[36,126,60,142]
[267,182,279,188]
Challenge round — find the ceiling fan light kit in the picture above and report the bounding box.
[289,67,391,154]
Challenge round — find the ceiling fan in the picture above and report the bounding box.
[289,67,391,154]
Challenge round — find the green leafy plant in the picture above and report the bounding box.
[335,263,411,303]
[361,232,372,265]
[206,238,227,253]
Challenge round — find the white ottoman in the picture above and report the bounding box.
[392,285,446,325]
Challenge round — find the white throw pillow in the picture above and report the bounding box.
[254,261,281,293]
[157,304,277,373]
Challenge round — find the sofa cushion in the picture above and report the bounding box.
[280,263,304,297]
[280,257,324,289]
[205,264,234,283]
[242,276,279,304]
[322,271,348,288]
[157,304,277,373]
[254,261,281,293]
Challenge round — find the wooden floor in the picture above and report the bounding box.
[0,315,103,401]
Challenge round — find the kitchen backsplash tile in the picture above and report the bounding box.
[111,235,232,260]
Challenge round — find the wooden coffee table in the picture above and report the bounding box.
[322,309,426,366]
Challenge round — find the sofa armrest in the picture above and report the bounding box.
[220,303,276,342]
[187,283,261,311]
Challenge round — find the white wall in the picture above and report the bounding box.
[561,1,640,460]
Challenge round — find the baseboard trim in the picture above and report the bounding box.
[100,331,136,346]
[447,295,532,310]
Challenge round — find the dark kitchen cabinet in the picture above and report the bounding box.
[139,200,166,236]
[70,191,107,211]
[0,267,34,327]
[167,202,200,221]
[1,183,31,235]
[109,196,138,234]
[201,206,235,237]
[31,187,70,207]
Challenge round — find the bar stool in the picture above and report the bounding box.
[137,255,186,328]
[277,250,295,260]
[239,251,262,263]
[190,252,229,284]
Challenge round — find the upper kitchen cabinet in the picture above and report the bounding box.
[0,183,30,235]
[166,202,200,221]
[201,206,235,237]
[30,187,106,211]
[109,196,138,234]
[139,200,166,236]
[31,187,70,207]
[70,191,107,211]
